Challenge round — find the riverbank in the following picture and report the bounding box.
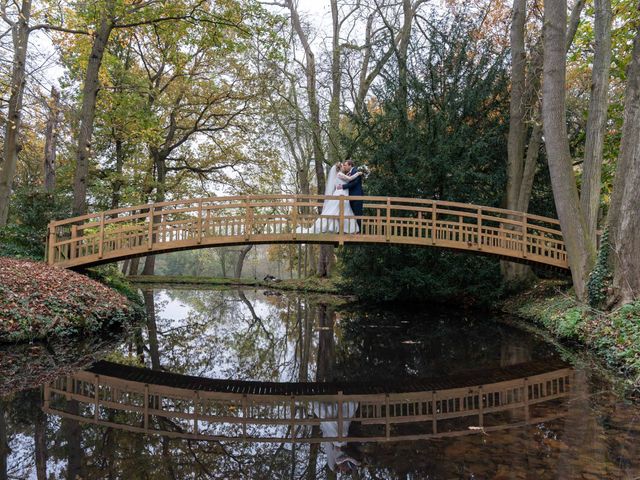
[128,274,341,294]
[0,257,143,343]
[501,280,640,391]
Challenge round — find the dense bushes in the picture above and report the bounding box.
[0,190,67,260]
[339,16,513,305]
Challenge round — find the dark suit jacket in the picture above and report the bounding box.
[343,167,363,196]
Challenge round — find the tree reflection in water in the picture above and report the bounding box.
[0,288,639,479]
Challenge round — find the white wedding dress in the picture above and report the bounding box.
[295,165,360,234]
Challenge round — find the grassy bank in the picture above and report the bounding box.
[128,274,341,294]
[0,257,143,343]
[501,280,640,390]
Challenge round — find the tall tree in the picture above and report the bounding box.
[43,87,61,193]
[580,0,612,246]
[72,0,116,215]
[0,0,32,225]
[57,0,218,215]
[606,28,640,306]
[542,0,595,301]
[502,0,585,284]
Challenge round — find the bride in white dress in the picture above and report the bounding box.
[296,163,363,234]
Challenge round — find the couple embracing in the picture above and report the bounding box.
[296,159,365,235]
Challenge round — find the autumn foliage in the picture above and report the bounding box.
[0,257,137,342]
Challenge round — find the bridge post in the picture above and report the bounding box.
[47,226,55,264]
[478,386,484,428]
[431,391,437,434]
[242,394,248,440]
[94,375,100,421]
[69,225,77,260]
[291,197,298,240]
[244,196,253,241]
[431,202,437,245]
[338,198,344,244]
[521,213,528,258]
[147,207,155,251]
[194,391,200,435]
[144,384,149,430]
[337,391,344,441]
[98,212,105,259]
[476,207,483,250]
[386,198,391,242]
[197,201,203,245]
[385,393,391,438]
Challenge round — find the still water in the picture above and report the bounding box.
[1,286,639,479]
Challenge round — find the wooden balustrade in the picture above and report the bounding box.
[46,195,568,269]
[43,364,573,443]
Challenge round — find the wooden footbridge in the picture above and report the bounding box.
[44,360,573,443]
[46,195,569,269]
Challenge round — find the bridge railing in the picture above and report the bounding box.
[44,366,573,443]
[46,195,568,268]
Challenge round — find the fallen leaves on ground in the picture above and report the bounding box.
[0,257,135,342]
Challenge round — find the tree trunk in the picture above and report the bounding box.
[141,150,167,276]
[0,0,32,226]
[141,253,156,275]
[110,138,125,210]
[607,30,640,306]
[121,258,130,275]
[35,393,47,480]
[0,402,7,480]
[72,0,115,215]
[64,400,82,480]
[502,0,533,285]
[234,245,253,278]
[328,0,342,166]
[542,0,595,301]
[397,0,413,120]
[143,290,161,370]
[286,0,332,277]
[506,0,527,211]
[502,0,584,284]
[580,0,612,246]
[129,256,140,276]
[43,86,61,194]
[219,249,227,277]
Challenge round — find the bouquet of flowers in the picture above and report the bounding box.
[357,165,370,179]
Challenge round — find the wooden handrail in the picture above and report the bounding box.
[46,195,568,269]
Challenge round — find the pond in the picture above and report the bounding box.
[1,286,639,479]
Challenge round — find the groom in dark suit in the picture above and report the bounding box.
[337,159,364,229]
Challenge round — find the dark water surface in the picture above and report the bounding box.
[1,287,639,479]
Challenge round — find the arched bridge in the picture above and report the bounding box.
[44,360,572,444]
[46,195,568,269]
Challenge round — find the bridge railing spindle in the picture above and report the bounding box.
[98,213,105,259]
[147,207,154,251]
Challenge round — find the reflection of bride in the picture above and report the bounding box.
[295,163,362,234]
[312,400,361,473]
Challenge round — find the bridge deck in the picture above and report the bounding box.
[46,195,569,269]
[85,358,570,395]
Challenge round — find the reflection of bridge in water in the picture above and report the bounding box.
[44,360,573,444]
[46,195,569,269]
